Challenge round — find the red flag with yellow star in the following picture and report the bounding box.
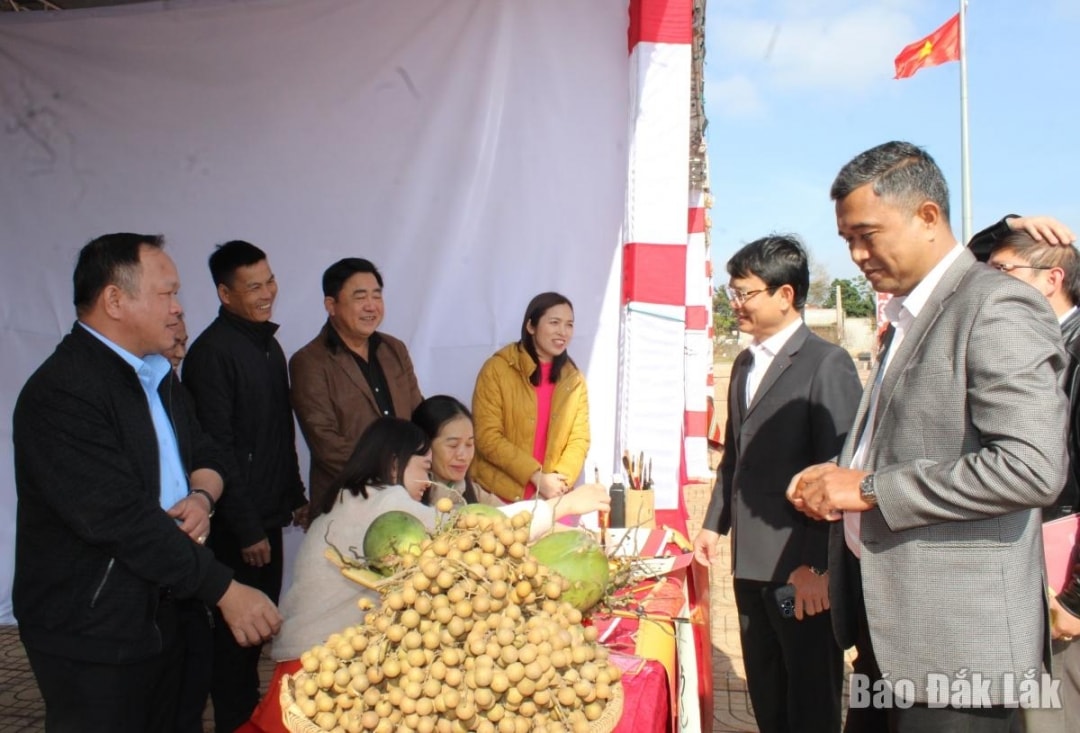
[894,14,960,79]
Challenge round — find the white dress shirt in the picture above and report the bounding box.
[844,244,967,557]
[745,317,803,408]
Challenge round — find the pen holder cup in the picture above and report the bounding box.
[624,488,655,529]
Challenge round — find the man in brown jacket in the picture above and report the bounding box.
[289,258,423,514]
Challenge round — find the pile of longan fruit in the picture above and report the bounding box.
[287,505,623,733]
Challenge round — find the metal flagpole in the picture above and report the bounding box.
[959,0,973,245]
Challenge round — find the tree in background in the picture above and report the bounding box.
[823,277,876,318]
[713,288,737,340]
[807,257,832,307]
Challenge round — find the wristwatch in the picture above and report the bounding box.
[859,474,877,507]
[189,488,217,517]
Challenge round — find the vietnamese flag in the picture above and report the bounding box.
[894,14,960,79]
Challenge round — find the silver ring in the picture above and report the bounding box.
[197,535,207,544]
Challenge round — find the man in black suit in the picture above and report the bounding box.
[694,234,861,733]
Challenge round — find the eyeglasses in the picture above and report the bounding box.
[725,285,778,304]
[989,262,1053,273]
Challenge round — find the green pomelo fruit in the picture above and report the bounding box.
[456,504,504,519]
[529,530,610,612]
[363,510,428,576]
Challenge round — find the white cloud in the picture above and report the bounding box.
[708,73,766,119]
[710,3,920,92]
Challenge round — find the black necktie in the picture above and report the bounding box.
[877,323,896,366]
[736,351,752,418]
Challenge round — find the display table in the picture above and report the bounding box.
[240,528,711,733]
[241,653,671,733]
[593,530,714,733]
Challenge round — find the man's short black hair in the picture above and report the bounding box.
[322,258,383,299]
[73,233,164,316]
[726,234,810,310]
[208,240,267,288]
[830,140,951,222]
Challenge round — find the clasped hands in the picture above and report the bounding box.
[786,462,874,521]
[167,492,212,545]
[531,470,569,499]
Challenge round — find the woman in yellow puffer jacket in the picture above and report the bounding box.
[471,292,591,503]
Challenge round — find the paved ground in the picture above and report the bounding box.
[0,360,800,733]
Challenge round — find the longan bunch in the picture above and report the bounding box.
[287,506,623,733]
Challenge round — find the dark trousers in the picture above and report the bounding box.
[733,577,844,733]
[842,549,1017,733]
[174,598,215,733]
[25,595,182,733]
[1017,637,1080,732]
[209,526,283,733]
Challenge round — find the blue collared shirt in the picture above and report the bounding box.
[79,323,189,511]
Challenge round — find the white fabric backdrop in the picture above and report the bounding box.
[0,0,630,623]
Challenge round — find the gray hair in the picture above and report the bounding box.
[830,141,951,223]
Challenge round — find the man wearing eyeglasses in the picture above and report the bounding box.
[694,234,861,733]
[968,214,1075,262]
[984,226,1080,733]
[985,231,1080,522]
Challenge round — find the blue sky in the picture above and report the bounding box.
[703,0,1080,282]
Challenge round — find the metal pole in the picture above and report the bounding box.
[959,0,973,245]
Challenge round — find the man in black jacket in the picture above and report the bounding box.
[181,240,307,732]
[12,233,281,733]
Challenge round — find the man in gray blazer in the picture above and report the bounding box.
[789,141,1069,732]
[695,234,862,733]
[986,229,1080,733]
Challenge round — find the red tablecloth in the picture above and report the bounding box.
[609,653,671,733]
[240,654,670,733]
[591,546,714,733]
[237,660,300,733]
[239,530,705,733]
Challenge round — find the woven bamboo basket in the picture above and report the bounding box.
[280,672,624,732]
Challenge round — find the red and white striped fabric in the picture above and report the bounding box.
[619,0,708,534]
[684,188,713,484]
